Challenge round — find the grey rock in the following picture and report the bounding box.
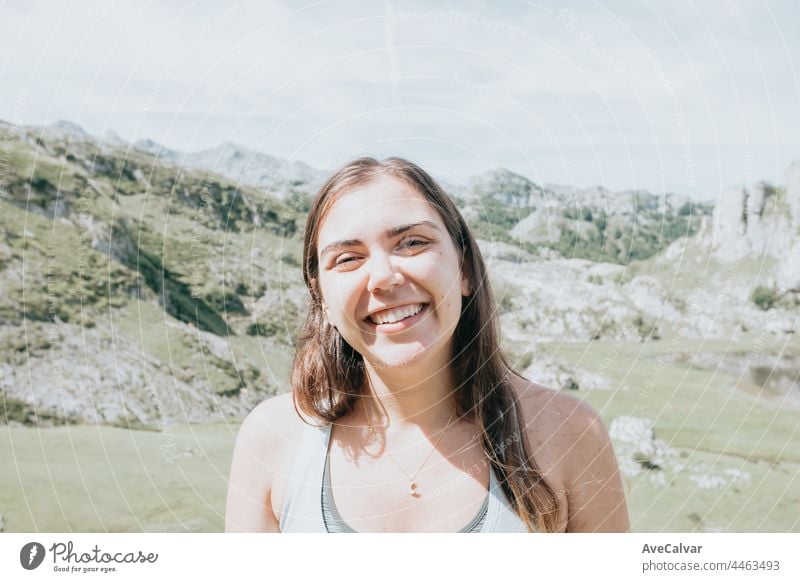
[521,353,611,391]
[0,321,275,426]
[609,416,677,478]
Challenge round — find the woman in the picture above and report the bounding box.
[225,157,629,533]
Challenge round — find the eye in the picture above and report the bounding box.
[334,254,360,266]
[399,237,429,249]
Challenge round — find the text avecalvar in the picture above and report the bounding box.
[642,544,702,554]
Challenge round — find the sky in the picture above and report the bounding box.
[1,0,799,200]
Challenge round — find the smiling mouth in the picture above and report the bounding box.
[366,303,428,326]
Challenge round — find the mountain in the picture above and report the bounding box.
[1,119,798,427]
[132,137,182,161]
[468,168,550,208]
[463,169,712,264]
[38,120,90,140]
[1,121,306,427]
[135,139,325,202]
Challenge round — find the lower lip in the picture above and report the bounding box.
[365,304,430,333]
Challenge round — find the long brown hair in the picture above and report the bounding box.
[291,157,561,532]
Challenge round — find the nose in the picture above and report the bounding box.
[366,253,404,294]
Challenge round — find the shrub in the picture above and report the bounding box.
[633,315,660,341]
[752,286,779,311]
[517,352,534,370]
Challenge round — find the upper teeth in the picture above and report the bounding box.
[369,303,425,325]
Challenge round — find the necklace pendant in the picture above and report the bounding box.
[408,482,418,496]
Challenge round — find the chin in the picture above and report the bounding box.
[368,344,432,370]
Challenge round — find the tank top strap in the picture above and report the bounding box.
[279,421,332,532]
[484,468,530,533]
[279,421,529,532]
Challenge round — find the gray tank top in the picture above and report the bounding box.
[322,441,489,532]
[279,421,529,533]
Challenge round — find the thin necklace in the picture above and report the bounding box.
[365,407,457,496]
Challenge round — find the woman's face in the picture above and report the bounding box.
[315,176,470,371]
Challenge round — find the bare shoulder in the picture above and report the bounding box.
[508,374,630,532]
[235,392,311,482]
[240,392,307,443]
[224,392,308,532]
[509,375,607,458]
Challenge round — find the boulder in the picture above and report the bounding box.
[609,416,676,477]
[711,184,746,257]
[522,353,611,391]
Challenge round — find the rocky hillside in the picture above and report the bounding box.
[709,171,800,292]
[134,139,325,203]
[135,144,715,267]
[0,120,307,427]
[1,120,798,426]
[495,159,800,393]
[461,168,713,264]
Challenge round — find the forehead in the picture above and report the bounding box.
[317,177,444,246]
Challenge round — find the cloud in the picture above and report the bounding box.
[1,0,797,196]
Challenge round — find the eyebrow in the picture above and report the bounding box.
[319,220,441,258]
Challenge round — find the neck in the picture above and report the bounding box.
[356,357,458,433]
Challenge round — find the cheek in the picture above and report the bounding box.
[429,253,464,297]
[443,289,463,318]
[320,276,360,320]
